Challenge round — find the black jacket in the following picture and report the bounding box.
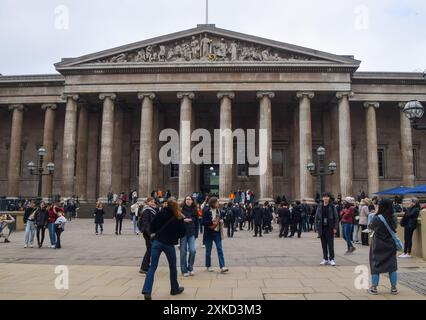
[252,206,264,225]
[182,205,197,237]
[94,208,105,224]
[402,207,420,229]
[315,204,339,237]
[292,205,303,223]
[140,205,157,235]
[113,205,127,219]
[23,207,37,224]
[35,208,48,227]
[277,207,291,224]
[150,207,185,246]
[369,214,398,274]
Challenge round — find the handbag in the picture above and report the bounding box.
[377,215,403,251]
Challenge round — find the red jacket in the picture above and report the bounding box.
[340,207,354,224]
[48,209,57,223]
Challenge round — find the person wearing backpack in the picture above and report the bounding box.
[139,198,158,274]
[399,198,420,258]
[224,202,235,238]
[368,198,399,295]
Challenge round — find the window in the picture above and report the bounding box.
[378,148,385,178]
[170,164,179,178]
[413,148,417,177]
[237,163,249,177]
[272,149,284,177]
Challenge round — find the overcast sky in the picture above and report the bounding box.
[0,0,425,75]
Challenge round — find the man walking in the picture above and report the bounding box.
[277,202,291,238]
[113,199,126,235]
[252,202,264,237]
[315,192,339,266]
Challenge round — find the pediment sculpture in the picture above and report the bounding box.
[95,34,316,64]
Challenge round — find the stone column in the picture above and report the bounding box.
[62,94,79,199]
[98,93,116,201]
[398,102,415,187]
[121,108,132,194]
[41,104,57,199]
[364,102,380,196]
[86,108,100,202]
[178,92,195,201]
[337,92,354,198]
[257,92,275,202]
[138,93,156,199]
[111,102,123,194]
[297,92,314,201]
[7,104,25,198]
[75,101,89,201]
[218,92,235,202]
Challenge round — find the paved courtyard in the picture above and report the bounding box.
[1,219,426,300]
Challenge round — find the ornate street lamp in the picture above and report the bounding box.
[403,100,426,130]
[27,146,55,199]
[306,146,337,197]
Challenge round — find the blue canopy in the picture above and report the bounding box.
[374,186,414,196]
[409,184,426,194]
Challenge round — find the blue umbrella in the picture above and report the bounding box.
[409,184,426,194]
[374,186,414,196]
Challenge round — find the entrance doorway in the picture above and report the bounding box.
[200,165,219,196]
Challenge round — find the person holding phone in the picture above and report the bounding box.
[180,195,198,276]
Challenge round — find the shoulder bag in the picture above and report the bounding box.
[377,215,403,251]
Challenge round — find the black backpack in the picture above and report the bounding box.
[225,209,234,222]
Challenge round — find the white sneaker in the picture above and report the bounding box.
[29,244,33,248]
[220,267,229,273]
[405,254,412,259]
[183,273,190,277]
[202,245,205,248]
[207,267,214,272]
[398,253,407,258]
[24,245,27,248]
[320,259,329,265]
[189,271,195,276]
[362,229,370,234]
[329,260,336,266]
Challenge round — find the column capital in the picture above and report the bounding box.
[177,92,195,100]
[99,93,117,101]
[62,93,80,101]
[257,91,275,100]
[336,92,354,100]
[137,92,156,101]
[296,92,314,100]
[217,92,235,100]
[363,102,380,109]
[398,102,408,110]
[8,104,25,111]
[41,104,57,111]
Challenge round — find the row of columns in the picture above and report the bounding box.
[4,93,417,200]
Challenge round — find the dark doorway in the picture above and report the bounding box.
[200,165,219,196]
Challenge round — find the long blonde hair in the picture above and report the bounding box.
[167,199,184,220]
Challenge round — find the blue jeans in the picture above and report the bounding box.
[132,215,140,234]
[48,223,56,246]
[342,223,354,251]
[353,224,359,242]
[142,240,180,295]
[180,235,196,274]
[24,221,35,245]
[372,272,397,287]
[205,232,225,269]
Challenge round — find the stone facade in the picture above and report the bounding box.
[0,25,425,201]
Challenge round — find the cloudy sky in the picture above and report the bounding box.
[0,0,425,75]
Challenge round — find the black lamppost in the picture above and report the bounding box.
[403,100,426,130]
[28,146,55,199]
[307,146,337,197]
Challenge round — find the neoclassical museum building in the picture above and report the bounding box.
[1,24,425,202]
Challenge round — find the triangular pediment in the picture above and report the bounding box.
[55,25,360,70]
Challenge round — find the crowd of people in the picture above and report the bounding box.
[1,188,424,299]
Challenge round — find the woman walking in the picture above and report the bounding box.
[340,198,356,254]
[180,195,198,276]
[94,201,105,235]
[139,198,158,274]
[202,197,228,273]
[142,199,186,300]
[399,198,420,258]
[35,201,49,248]
[368,199,398,295]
